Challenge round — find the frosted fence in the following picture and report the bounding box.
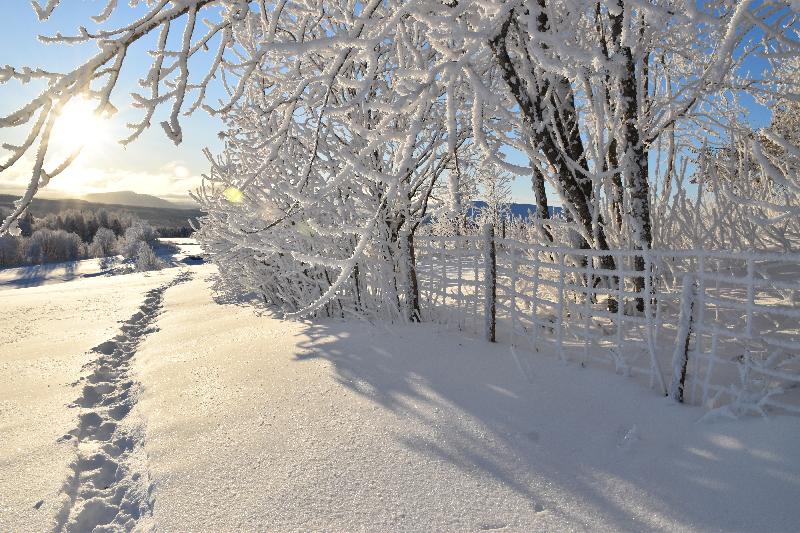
[415,234,800,415]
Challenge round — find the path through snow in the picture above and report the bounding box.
[0,266,182,532]
[55,271,192,531]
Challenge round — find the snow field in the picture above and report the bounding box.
[1,260,798,531]
[55,271,192,531]
[0,267,186,532]
[0,238,203,292]
[131,267,800,532]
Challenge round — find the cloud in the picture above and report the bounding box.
[1,156,203,201]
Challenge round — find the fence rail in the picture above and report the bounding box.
[415,227,800,416]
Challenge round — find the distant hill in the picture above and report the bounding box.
[83,191,177,209]
[0,194,204,230]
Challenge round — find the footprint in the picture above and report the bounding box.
[78,412,104,428]
[85,458,120,490]
[93,421,118,441]
[108,403,131,421]
[76,453,108,471]
[110,435,134,453]
[100,387,130,407]
[74,383,115,407]
[70,498,117,531]
[92,341,117,356]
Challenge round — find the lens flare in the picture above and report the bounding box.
[223,186,244,203]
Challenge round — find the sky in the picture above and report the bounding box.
[0,3,226,205]
[0,2,548,205]
[0,3,776,207]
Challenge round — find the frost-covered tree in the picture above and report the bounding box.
[0,233,20,267]
[1,1,798,316]
[651,53,800,252]
[476,169,513,236]
[28,228,83,263]
[120,220,159,260]
[134,241,162,271]
[89,227,117,258]
[195,0,799,313]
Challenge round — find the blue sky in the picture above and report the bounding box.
[0,3,226,204]
[0,3,777,205]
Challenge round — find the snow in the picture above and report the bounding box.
[0,266,182,532]
[0,238,202,291]
[0,257,116,291]
[1,260,799,531]
[134,267,799,531]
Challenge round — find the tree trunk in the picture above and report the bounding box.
[531,166,554,242]
[490,7,618,311]
[611,0,653,311]
[405,231,421,322]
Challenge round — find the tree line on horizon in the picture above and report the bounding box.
[0,207,167,270]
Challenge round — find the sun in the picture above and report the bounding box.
[50,96,110,155]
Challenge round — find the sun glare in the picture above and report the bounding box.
[51,96,109,155]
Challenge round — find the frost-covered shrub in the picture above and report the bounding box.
[0,234,20,267]
[120,221,159,260]
[22,239,42,264]
[91,227,119,270]
[90,227,117,258]
[88,242,103,258]
[28,229,83,263]
[31,208,133,241]
[133,241,161,271]
[118,220,162,271]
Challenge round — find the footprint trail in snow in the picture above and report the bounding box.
[54,271,192,532]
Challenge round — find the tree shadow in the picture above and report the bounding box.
[0,260,78,289]
[289,319,800,531]
[206,273,272,313]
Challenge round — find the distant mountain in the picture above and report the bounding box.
[83,191,177,209]
[0,194,203,231]
[469,201,563,220]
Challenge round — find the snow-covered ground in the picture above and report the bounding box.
[0,266,183,531]
[0,238,202,291]
[1,259,799,531]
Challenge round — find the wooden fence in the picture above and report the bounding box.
[415,226,800,416]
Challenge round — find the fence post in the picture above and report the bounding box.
[670,274,696,403]
[483,223,496,343]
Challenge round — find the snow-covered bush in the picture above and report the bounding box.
[33,208,133,241]
[21,239,42,265]
[120,221,159,260]
[116,221,162,271]
[27,229,83,263]
[0,233,20,267]
[133,241,161,272]
[89,227,117,258]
